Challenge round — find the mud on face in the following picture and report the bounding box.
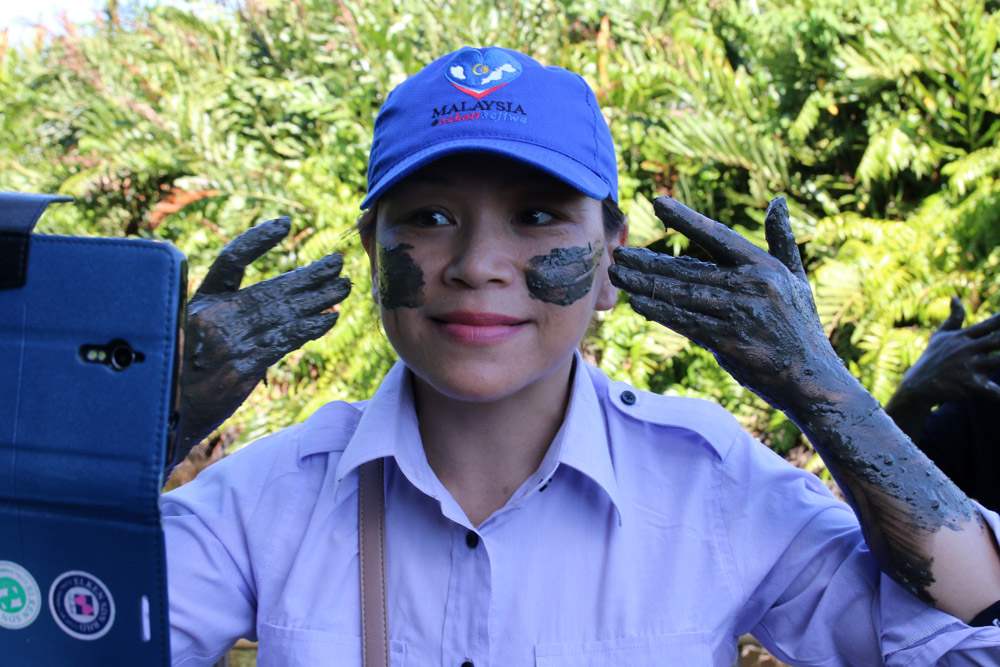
[377,243,425,309]
[525,243,604,306]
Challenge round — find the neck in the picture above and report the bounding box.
[413,356,575,526]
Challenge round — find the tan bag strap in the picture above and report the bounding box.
[358,458,389,667]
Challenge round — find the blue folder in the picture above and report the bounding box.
[0,193,185,665]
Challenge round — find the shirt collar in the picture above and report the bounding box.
[552,351,624,525]
[332,360,435,504]
[331,351,625,525]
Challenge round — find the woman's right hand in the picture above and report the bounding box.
[174,217,351,469]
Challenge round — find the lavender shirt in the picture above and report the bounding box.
[163,354,1000,666]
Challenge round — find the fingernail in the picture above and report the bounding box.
[263,216,292,230]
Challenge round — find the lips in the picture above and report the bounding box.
[432,311,527,344]
[435,312,524,326]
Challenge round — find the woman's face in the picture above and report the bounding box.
[363,153,627,403]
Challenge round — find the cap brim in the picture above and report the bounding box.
[360,138,612,210]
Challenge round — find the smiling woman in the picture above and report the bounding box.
[363,154,622,414]
[162,46,1000,667]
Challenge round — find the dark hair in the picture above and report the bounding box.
[358,195,625,241]
[601,196,626,238]
[356,205,377,241]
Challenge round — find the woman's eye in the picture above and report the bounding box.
[411,210,451,227]
[518,209,556,226]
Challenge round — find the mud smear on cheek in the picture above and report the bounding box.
[525,243,603,306]
[378,243,425,309]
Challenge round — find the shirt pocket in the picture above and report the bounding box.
[256,623,406,667]
[535,632,713,666]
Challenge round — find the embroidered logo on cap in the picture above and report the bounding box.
[0,560,42,630]
[445,48,522,99]
[49,570,115,640]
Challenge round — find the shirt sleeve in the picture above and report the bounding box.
[879,502,1000,666]
[162,463,259,666]
[161,428,298,667]
[718,430,1000,666]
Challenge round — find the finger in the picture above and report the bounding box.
[612,247,731,284]
[962,309,1000,339]
[764,197,806,281]
[969,331,1000,354]
[196,217,292,296]
[972,355,1000,377]
[610,251,768,298]
[234,312,340,371]
[262,311,342,354]
[938,296,967,332]
[970,374,1000,403]
[241,255,349,305]
[627,294,721,347]
[609,264,739,319]
[240,277,352,334]
[653,197,763,267]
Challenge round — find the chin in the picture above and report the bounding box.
[403,349,577,407]
[412,366,529,404]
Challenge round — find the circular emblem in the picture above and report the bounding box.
[48,570,115,640]
[0,560,42,629]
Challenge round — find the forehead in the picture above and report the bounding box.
[384,152,589,202]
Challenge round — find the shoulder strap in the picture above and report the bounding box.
[358,458,389,667]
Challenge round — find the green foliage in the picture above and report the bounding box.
[2,0,999,460]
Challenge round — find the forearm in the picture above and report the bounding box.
[608,196,1000,620]
[780,361,1000,620]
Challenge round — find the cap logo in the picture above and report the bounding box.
[445,48,522,99]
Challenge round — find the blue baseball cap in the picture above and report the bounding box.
[361,46,618,210]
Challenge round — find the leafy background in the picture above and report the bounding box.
[3,0,999,476]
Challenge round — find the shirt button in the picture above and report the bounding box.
[620,390,637,405]
[461,662,474,667]
[465,531,479,549]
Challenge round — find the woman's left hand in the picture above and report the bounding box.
[609,196,844,414]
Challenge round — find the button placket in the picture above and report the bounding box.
[442,523,491,667]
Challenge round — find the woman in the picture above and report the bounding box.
[164,46,1000,666]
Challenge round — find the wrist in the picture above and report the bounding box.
[775,356,875,423]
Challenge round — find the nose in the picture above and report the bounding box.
[441,215,519,289]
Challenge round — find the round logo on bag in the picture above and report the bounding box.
[0,560,42,629]
[49,570,115,640]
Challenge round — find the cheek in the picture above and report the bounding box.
[377,242,426,309]
[524,242,604,306]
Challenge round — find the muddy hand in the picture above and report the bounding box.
[175,217,351,467]
[898,298,1000,405]
[612,197,1000,610]
[609,197,841,412]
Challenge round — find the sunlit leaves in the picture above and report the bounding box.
[2,0,999,461]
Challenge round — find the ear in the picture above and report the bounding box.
[595,221,629,311]
[361,233,380,305]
